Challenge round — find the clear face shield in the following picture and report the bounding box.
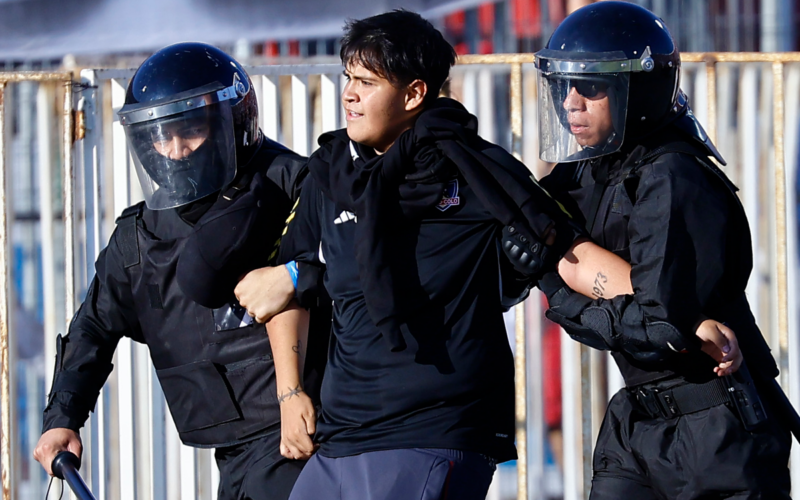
[535,51,640,163]
[119,84,240,210]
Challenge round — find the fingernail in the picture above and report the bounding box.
[722,345,730,353]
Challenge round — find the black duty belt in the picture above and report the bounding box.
[634,378,731,419]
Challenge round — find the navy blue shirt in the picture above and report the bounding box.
[280,145,517,462]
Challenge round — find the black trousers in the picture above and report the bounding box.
[215,430,306,500]
[590,382,792,500]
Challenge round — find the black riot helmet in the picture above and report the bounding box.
[535,1,681,162]
[118,42,259,209]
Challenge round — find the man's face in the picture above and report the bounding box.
[342,63,420,154]
[562,80,615,148]
[151,118,210,160]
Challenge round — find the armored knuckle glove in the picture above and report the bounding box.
[544,287,612,351]
[619,321,689,365]
[502,218,585,281]
[502,225,549,279]
[547,308,610,351]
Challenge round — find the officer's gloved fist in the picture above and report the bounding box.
[619,321,692,366]
[502,225,549,279]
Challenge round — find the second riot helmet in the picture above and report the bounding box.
[535,1,681,162]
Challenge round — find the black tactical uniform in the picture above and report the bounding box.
[41,43,327,500]
[521,3,795,498]
[541,128,792,499]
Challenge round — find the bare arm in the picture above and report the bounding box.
[555,238,742,374]
[556,238,633,299]
[266,299,316,460]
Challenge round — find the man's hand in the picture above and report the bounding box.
[34,428,82,476]
[695,319,742,377]
[235,266,294,323]
[278,389,317,460]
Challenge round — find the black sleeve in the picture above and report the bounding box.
[43,232,141,433]
[261,138,309,201]
[545,154,732,355]
[277,175,326,309]
[177,172,290,308]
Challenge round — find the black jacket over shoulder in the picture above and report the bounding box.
[541,128,778,387]
[42,138,326,448]
[276,126,549,463]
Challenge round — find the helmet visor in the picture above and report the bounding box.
[123,103,236,210]
[536,71,630,162]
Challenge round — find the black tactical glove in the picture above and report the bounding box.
[541,271,692,364]
[502,219,585,281]
[502,225,550,279]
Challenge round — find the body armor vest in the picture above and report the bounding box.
[116,203,280,447]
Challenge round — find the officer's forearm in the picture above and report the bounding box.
[265,299,309,404]
[557,238,633,300]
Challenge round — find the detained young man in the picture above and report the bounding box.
[236,10,739,500]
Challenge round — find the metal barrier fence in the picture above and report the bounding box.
[0,53,798,500]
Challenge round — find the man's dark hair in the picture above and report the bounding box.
[341,10,457,105]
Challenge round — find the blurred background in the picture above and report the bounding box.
[1,0,800,499]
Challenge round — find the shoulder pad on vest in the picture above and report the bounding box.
[115,202,144,223]
[114,202,143,268]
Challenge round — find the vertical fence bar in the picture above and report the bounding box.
[783,61,800,497]
[509,62,527,500]
[772,61,790,389]
[320,74,339,139]
[180,444,196,500]
[36,82,57,498]
[259,76,279,142]
[705,57,718,144]
[561,329,581,500]
[0,81,10,500]
[740,65,761,324]
[62,76,77,500]
[109,76,135,500]
[590,349,607,445]
[165,411,181,500]
[462,70,478,116]
[37,82,57,394]
[63,77,75,322]
[580,345,592,499]
[291,75,309,156]
[477,69,495,143]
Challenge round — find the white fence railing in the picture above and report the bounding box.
[1,54,799,500]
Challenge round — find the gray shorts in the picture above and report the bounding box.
[288,448,496,500]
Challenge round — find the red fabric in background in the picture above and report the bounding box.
[512,0,542,38]
[542,296,562,428]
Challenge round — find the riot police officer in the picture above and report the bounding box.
[529,2,794,498]
[32,43,325,500]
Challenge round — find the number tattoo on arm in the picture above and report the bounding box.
[592,272,608,299]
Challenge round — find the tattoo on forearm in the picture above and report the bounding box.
[292,340,301,354]
[278,384,304,404]
[592,272,608,299]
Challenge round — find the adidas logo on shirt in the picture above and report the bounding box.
[334,211,357,224]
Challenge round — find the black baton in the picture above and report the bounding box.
[51,451,97,500]
[765,378,800,444]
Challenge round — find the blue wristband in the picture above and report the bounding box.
[285,261,299,289]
